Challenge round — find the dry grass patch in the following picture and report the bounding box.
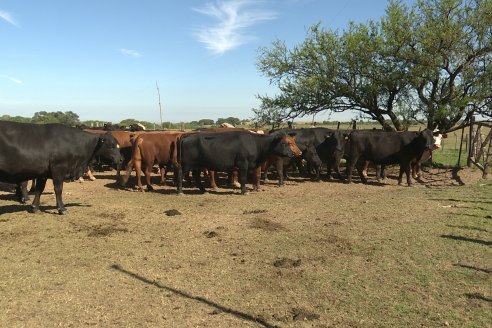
[0,168,490,327]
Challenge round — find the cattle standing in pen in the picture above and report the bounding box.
[176,130,301,194]
[269,128,347,181]
[345,129,443,186]
[120,131,184,191]
[0,121,122,214]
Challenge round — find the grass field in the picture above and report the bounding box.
[0,167,490,327]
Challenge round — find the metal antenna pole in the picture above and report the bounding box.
[156,81,163,129]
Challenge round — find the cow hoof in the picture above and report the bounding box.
[30,207,41,214]
[89,177,96,181]
[58,209,67,215]
[147,186,154,191]
[242,191,250,195]
[177,191,184,196]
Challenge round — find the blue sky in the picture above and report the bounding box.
[1,0,413,123]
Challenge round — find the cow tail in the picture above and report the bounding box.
[120,136,140,187]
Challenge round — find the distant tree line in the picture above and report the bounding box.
[0,111,247,130]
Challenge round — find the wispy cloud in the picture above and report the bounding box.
[193,0,278,55]
[118,48,142,57]
[3,76,23,85]
[0,10,20,27]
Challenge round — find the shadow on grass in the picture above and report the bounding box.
[453,263,492,274]
[110,264,278,328]
[465,293,492,303]
[431,198,492,205]
[441,234,492,246]
[445,224,488,232]
[0,202,88,216]
[451,167,466,186]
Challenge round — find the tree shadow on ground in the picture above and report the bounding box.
[441,234,492,246]
[453,263,492,274]
[110,264,278,328]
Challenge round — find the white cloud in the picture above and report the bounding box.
[193,0,278,55]
[0,10,20,27]
[118,48,142,57]
[3,76,23,85]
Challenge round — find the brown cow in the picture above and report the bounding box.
[120,131,184,191]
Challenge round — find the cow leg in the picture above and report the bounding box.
[144,166,154,191]
[380,165,386,180]
[53,178,67,215]
[313,164,321,182]
[29,179,37,193]
[405,164,412,186]
[326,161,333,180]
[398,166,404,185]
[356,166,368,184]
[30,177,47,213]
[208,170,218,191]
[229,170,240,188]
[236,164,249,194]
[252,167,261,191]
[346,162,354,183]
[86,168,96,181]
[276,160,284,186]
[159,167,166,185]
[412,162,420,179]
[120,159,134,188]
[193,169,206,193]
[15,181,30,204]
[261,159,271,183]
[134,159,145,191]
[334,162,343,180]
[177,165,184,195]
[376,165,382,182]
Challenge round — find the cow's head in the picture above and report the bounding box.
[96,133,123,164]
[272,132,302,158]
[420,128,446,150]
[325,131,348,153]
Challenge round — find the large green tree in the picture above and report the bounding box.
[31,111,80,125]
[255,0,491,131]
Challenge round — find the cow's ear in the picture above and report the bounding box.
[324,132,334,139]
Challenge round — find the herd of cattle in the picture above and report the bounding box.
[0,120,444,215]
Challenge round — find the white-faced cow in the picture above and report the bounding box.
[345,129,443,186]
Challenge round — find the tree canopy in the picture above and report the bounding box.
[254,0,491,131]
[31,111,80,125]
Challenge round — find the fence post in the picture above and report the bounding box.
[457,126,465,166]
[467,116,475,167]
[484,136,492,179]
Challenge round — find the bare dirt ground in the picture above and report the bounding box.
[0,167,490,327]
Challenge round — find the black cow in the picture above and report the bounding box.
[345,129,442,186]
[0,121,122,214]
[274,128,347,181]
[177,131,301,194]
